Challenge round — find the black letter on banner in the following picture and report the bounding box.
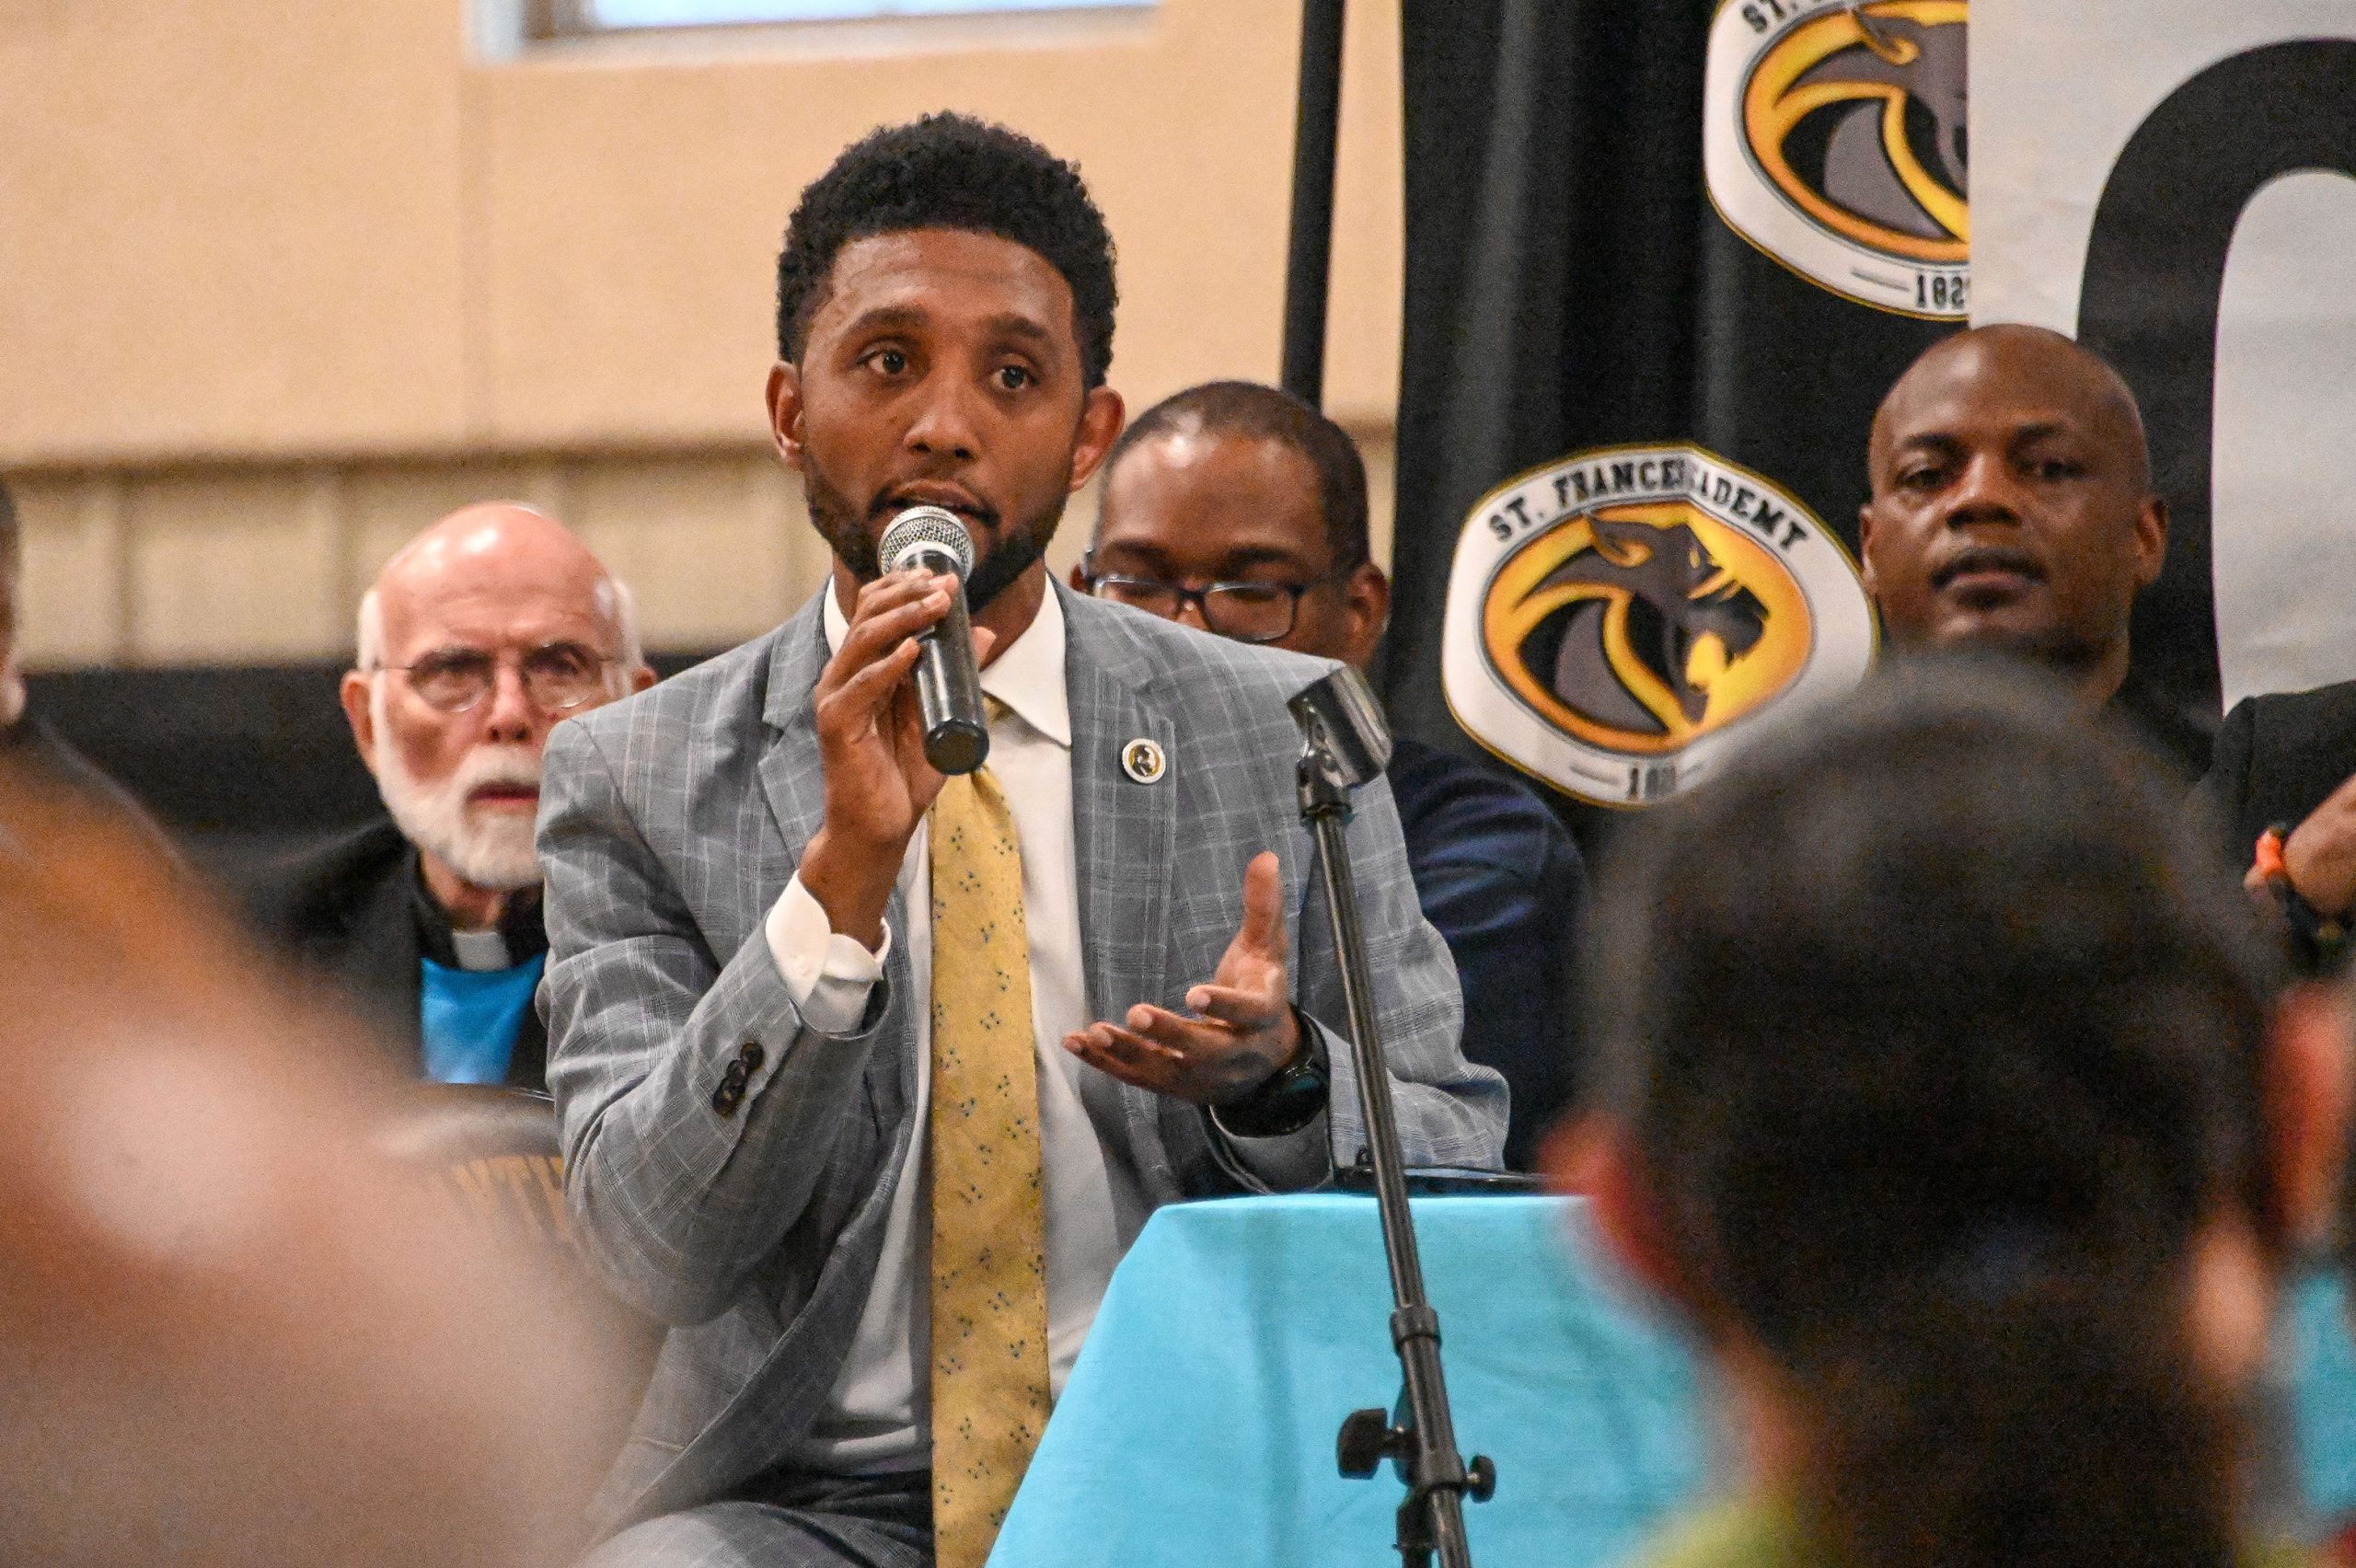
[2079,40,2356,721]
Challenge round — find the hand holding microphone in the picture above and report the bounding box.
[800,506,994,947]
[877,506,990,776]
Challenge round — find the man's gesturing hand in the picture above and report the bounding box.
[800,570,992,949]
[1063,850,1303,1105]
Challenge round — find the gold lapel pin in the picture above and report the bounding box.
[1120,737,1167,785]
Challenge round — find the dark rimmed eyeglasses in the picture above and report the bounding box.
[1079,555,1356,645]
[375,642,615,714]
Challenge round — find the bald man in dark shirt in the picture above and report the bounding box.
[1858,324,2210,781]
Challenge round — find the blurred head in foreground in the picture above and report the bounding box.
[1570,667,2349,1568]
[0,768,625,1566]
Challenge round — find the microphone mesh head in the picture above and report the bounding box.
[879,506,976,575]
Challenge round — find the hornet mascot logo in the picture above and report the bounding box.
[1744,1,1969,264]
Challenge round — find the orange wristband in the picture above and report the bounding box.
[2255,825,2290,882]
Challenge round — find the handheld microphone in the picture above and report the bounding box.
[878,506,989,776]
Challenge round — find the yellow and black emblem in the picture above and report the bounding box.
[1482,502,1809,756]
[1706,0,1970,317]
[1441,443,1875,806]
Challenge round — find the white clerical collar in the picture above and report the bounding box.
[822,574,1071,750]
[450,927,514,973]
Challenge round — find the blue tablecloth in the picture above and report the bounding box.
[991,1193,2356,1568]
[992,1195,1705,1567]
[2292,1268,2356,1517]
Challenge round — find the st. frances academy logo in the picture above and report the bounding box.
[1704,0,1969,317]
[1440,444,1875,806]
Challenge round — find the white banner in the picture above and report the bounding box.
[1972,0,2356,709]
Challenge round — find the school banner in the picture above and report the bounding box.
[1384,0,2356,833]
[1385,0,1958,831]
[1969,1,2356,712]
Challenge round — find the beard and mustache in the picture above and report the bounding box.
[370,684,544,894]
[802,451,1068,614]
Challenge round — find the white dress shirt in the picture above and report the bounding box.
[763,584,1149,1474]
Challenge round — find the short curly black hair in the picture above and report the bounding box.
[776,112,1118,388]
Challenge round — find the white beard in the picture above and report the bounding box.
[370,691,543,894]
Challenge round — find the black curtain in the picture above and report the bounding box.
[1384,0,1954,843]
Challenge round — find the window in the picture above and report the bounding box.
[543,0,1149,31]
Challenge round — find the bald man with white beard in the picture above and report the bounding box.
[240,504,653,1088]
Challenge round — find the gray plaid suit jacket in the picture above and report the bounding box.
[538,582,1507,1533]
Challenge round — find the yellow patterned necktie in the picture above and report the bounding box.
[927,755,1051,1568]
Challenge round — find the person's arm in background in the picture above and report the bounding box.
[2205,695,2356,976]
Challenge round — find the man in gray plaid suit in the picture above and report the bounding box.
[538,114,1507,1568]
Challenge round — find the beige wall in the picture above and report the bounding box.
[3,0,1403,666]
[11,431,1397,668]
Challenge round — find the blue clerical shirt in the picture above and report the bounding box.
[420,953,546,1086]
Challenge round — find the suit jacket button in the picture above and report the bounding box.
[739,1041,766,1071]
[711,1059,750,1116]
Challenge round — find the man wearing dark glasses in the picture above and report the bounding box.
[1078,381,1587,1169]
[242,502,654,1089]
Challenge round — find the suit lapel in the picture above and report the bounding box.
[755,593,834,873]
[1062,588,1181,1187]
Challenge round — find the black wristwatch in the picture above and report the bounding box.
[1210,1008,1331,1138]
[2281,880,2353,976]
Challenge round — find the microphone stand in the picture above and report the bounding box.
[1288,672,1494,1568]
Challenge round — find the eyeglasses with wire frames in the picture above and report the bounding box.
[374,641,617,714]
[1078,554,1359,645]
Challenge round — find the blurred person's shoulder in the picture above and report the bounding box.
[1630,1502,1806,1568]
[2228,677,2356,738]
[0,710,179,863]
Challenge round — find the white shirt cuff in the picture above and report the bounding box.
[764,873,890,1035]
